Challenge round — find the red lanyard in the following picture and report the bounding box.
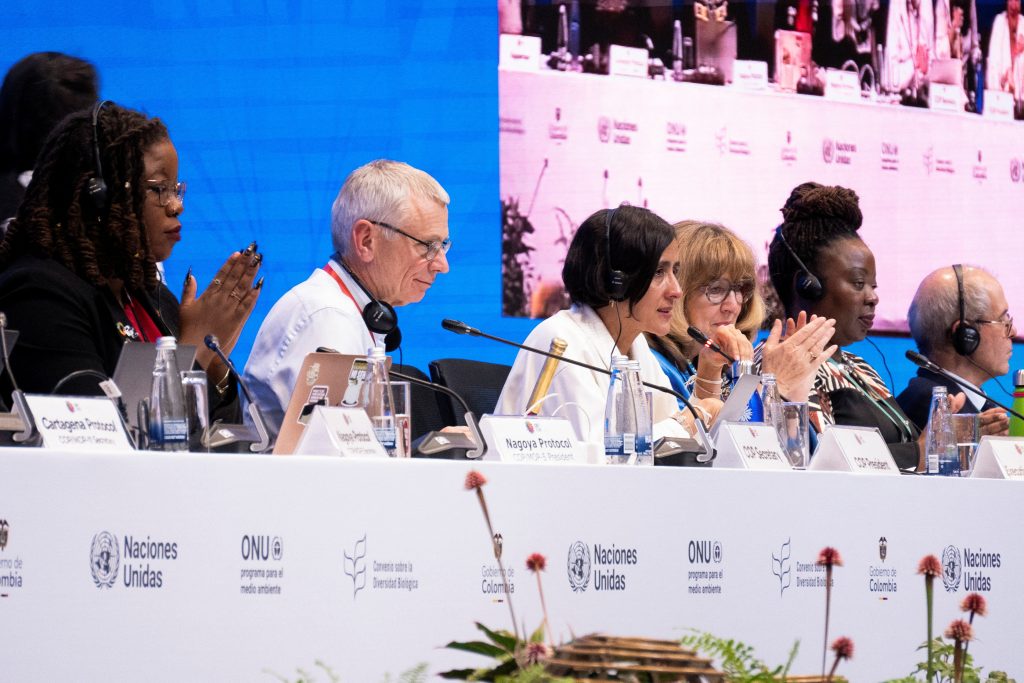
[321,262,376,342]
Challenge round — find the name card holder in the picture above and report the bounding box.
[478,415,587,464]
[732,60,768,90]
[970,436,1024,480]
[499,34,542,72]
[983,90,1014,120]
[808,425,899,474]
[292,406,388,458]
[928,83,965,112]
[824,69,861,102]
[713,422,791,470]
[608,44,649,79]
[25,394,134,452]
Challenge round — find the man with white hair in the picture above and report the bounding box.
[243,159,451,437]
[897,264,1011,436]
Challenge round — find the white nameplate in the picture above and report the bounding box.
[733,60,768,90]
[928,83,965,112]
[824,68,861,102]
[714,422,791,470]
[292,406,388,458]
[479,415,585,464]
[608,44,648,79]
[25,394,133,452]
[970,436,1024,480]
[983,90,1014,120]
[499,33,542,72]
[809,425,899,474]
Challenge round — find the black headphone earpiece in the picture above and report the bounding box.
[336,257,401,352]
[605,206,628,302]
[775,225,824,301]
[87,100,111,212]
[952,263,981,356]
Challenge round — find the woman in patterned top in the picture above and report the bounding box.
[766,183,961,470]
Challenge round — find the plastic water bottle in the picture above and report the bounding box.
[1009,370,1024,437]
[360,344,402,457]
[924,386,958,476]
[625,360,653,466]
[761,373,782,426]
[602,358,634,464]
[149,336,188,451]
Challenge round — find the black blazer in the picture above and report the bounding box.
[828,387,922,470]
[0,255,237,419]
[896,367,990,431]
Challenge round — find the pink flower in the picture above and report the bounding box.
[944,619,974,642]
[524,642,553,665]
[816,546,843,567]
[526,553,547,573]
[918,554,942,577]
[831,636,854,660]
[960,593,988,617]
[464,470,487,491]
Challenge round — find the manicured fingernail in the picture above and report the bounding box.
[183,266,192,287]
[244,240,257,254]
[251,252,263,267]
[255,276,265,290]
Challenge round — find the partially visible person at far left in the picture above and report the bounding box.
[0,51,99,228]
[0,101,262,418]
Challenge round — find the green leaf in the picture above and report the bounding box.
[443,640,508,658]
[475,622,518,652]
[528,624,545,644]
[437,668,476,680]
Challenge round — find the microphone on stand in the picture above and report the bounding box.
[441,319,716,463]
[905,350,1024,421]
[388,369,486,460]
[204,335,273,453]
[686,325,738,365]
[0,313,39,445]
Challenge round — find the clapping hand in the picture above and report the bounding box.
[761,311,838,402]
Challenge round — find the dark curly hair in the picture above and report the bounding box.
[0,101,169,290]
[767,183,863,312]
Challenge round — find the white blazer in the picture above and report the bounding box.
[495,304,686,445]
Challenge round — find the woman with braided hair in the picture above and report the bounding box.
[0,101,262,412]
[766,182,962,470]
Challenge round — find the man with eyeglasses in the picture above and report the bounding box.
[243,159,451,438]
[897,264,1012,436]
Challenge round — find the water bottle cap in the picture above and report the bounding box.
[931,385,948,396]
[1015,369,1024,387]
[155,336,177,350]
[762,373,776,382]
[367,344,386,359]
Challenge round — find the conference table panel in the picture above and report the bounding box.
[0,448,1021,680]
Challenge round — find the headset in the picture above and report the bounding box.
[952,263,981,356]
[336,256,402,352]
[86,100,111,211]
[774,225,824,301]
[604,205,628,302]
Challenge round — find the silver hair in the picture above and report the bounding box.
[330,159,450,256]
[908,265,994,355]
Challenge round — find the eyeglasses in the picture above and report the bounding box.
[698,278,755,305]
[972,315,1015,338]
[369,219,451,262]
[145,180,186,207]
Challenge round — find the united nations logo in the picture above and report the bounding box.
[879,536,887,562]
[567,541,591,592]
[0,519,8,551]
[941,544,961,592]
[597,116,611,143]
[90,531,119,589]
[822,138,835,163]
[1011,158,1021,183]
[713,541,722,563]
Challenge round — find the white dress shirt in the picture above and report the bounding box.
[987,11,1024,94]
[885,0,935,90]
[242,258,381,438]
[495,304,687,446]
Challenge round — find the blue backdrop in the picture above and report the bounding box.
[1,0,1019,402]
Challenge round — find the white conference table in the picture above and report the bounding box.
[0,447,1021,680]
